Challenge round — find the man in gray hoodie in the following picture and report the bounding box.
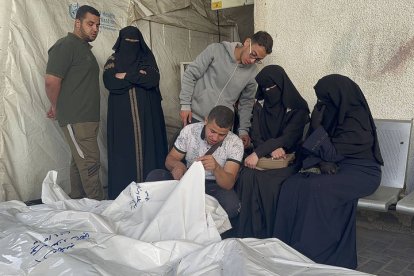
[179,31,273,148]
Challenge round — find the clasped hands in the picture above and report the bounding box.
[46,105,56,119]
[244,147,286,169]
[115,70,146,79]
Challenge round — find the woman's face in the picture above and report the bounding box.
[262,84,282,107]
[314,98,338,131]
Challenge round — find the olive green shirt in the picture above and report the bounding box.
[46,32,100,126]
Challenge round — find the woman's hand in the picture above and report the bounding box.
[115,72,126,79]
[271,148,286,159]
[319,161,338,174]
[244,152,259,169]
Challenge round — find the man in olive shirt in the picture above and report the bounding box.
[45,5,103,200]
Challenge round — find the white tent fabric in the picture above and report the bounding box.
[0,162,370,275]
[0,0,237,202]
[0,0,130,202]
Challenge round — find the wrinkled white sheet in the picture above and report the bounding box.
[0,162,370,275]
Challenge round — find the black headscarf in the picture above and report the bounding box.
[314,74,383,165]
[112,26,158,72]
[254,65,309,141]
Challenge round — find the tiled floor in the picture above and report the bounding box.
[356,212,414,275]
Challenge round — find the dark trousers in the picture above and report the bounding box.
[146,169,240,219]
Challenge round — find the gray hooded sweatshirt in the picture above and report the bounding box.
[179,41,257,136]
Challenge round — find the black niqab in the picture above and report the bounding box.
[254,65,309,140]
[112,26,157,72]
[314,74,383,164]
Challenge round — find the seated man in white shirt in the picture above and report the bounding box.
[147,105,244,219]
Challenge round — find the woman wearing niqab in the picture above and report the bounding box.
[103,26,168,199]
[274,74,383,269]
[236,65,309,238]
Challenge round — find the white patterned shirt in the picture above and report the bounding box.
[174,122,244,180]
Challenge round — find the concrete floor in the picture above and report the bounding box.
[356,211,414,275]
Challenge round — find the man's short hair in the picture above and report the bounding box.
[252,31,273,54]
[76,5,100,20]
[207,105,234,129]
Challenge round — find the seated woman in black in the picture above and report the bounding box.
[274,74,383,269]
[237,65,309,238]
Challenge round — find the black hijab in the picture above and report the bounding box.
[112,26,157,72]
[314,74,383,164]
[254,65,309,141]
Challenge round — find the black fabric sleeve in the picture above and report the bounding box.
[302,126,344,162]
[251,102,265,148]
[124,66,160,90]
[103,56,133,94]
[254,110,309,158]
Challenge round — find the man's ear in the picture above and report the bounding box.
[74,19,81,29]
[243,38,251,47]
[204,118,208,124]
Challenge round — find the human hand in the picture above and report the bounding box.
[139,70,147,75]
[271,148,286,159]
[171,165,187,180]
[310,103,326,130]
[115,72,126,79]
[46,105,56,120]
[239,134,251,149]
[179,110,192,126]
[197,155,219,171]
[319,161,338,175]
[244,152,259,169]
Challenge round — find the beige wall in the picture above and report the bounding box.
[255,0,414,192]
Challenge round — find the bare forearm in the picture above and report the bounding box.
[165,155,186,172]
[45,86,60,106]
[45,75,61,106]
[213,166,236,190]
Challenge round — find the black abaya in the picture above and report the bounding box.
[237,65,309,238]
[237,164,300,238]
[103,27,168,199]
[273,74,383,269]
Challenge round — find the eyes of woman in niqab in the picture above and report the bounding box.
[262,84,278,92]
[125,38,139,43]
